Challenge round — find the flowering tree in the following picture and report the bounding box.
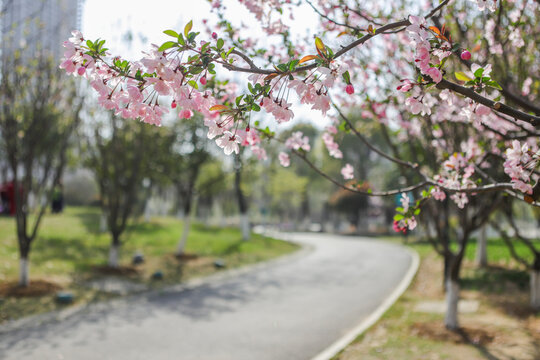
[61,0,539,327]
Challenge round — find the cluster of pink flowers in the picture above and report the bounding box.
[261,97,294,123]
[285,131,311,152]
[393,193,417,233]
[504,140,538,195]
[341,164,354,180]
[433,152,478,208]
[406,16,444,85]
[60,31,218,128]
[321,126,343,159]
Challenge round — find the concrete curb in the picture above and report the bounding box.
[310,246,420,360]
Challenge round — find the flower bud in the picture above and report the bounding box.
[460,50,471,60]
[345,84,354,95]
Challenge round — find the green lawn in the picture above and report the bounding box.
[0,206,299,322]
[383,234,536,265]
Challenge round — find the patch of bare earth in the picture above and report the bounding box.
[0,280,62,297]
[174,253,199,261]
[91,265,139,276]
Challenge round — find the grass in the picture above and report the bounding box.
[0,206,299,322]
[335,235,540,360]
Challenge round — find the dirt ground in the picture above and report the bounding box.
[337,252,540,360]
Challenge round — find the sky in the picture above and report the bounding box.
[81,0,330,129]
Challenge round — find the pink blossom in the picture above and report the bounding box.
[180,109,194,119]
[285,132,311,152]
[278,152,290,167]
[341,164,354,180]
[431,187,446,201]
[311,93,331,115]
[216,131,241,155]
[426,67,442,83]
[400,193,411,212]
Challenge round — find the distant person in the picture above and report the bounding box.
[51,182,64,213]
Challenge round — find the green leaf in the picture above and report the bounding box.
[189,66,204,74]
[277,64,288,72]
[454,71,472,82]
[217,38,224,50]
[486,80,502,90]
[178,34,185,46]
[315,37,326,54]
[394,214,404,221]
[251,103,261,112]
[184,20,193,37]
[158,41,177,52]
[342,70,351,84]
[235,94,244,106]
[187,80,198,89]
[414,208,421,215]
[473,67,484,78]
[289,59,299,71]
[163,30,179,38]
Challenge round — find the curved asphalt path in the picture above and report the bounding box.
[0,232,413,360]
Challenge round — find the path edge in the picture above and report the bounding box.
[310,246,420,360]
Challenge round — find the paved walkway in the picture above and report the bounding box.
[0,233,413,360]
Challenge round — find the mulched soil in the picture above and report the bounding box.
[411,321,496,346]
[0,280,62,298]
[91,265,139,276]
[174,253,199,261]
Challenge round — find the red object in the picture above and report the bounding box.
[0,182,16,216]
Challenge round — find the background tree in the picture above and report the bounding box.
[86,114,158,267]
[162,116,212,256]
[0,54,81,286]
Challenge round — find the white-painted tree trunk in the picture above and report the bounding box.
[444,278,460,330]
[240,213,250,241]
[99,213,107,233]
[531,270,540,309]
[475,226,487,267]
[144,200,151,222]
[108,244,119,268]
[176,217,191,255]
[19,258,29,286]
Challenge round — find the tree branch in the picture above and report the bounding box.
[436,78,540,127]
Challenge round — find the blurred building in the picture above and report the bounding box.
[1,0,84,61]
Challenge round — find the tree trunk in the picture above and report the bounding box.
[444,277,460,330]
[144,199,151,222]
[176,216,191,255]
[531,270,540,310]
[108,241,120,268]
[475,225,487,268]
[240,213,250,241]
[234,155,250,241]
[99,213,107,233]
[19,257,29,286]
